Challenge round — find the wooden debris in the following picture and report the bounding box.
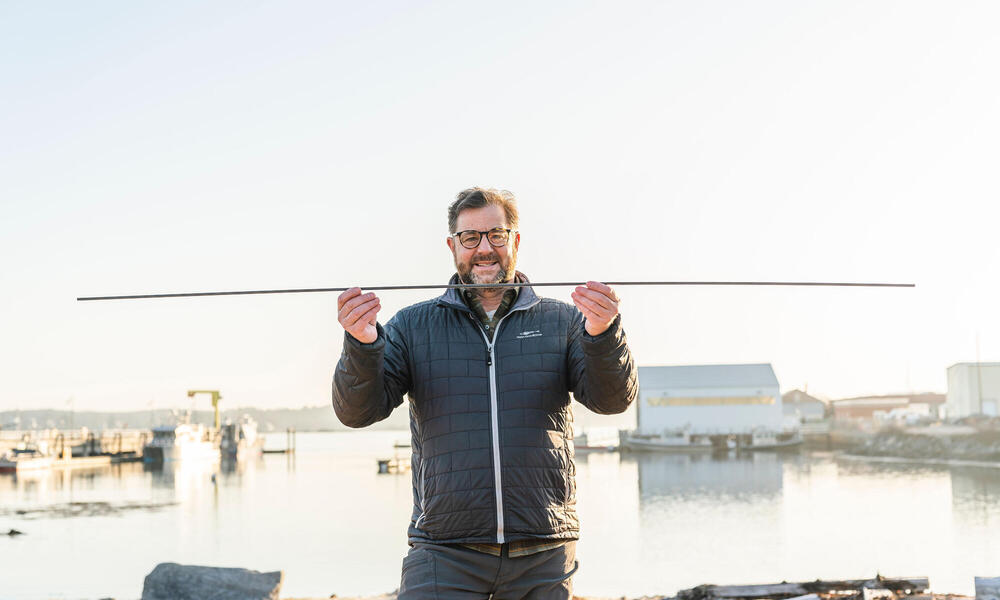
[676,576,930,600]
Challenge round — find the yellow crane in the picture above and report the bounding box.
[187,390,222,430]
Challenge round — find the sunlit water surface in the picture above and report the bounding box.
[2,431,999,599]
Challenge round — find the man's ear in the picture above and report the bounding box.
[513,231,520,252]
[446,236,455,252]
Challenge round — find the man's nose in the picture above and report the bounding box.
[475,234,494,253]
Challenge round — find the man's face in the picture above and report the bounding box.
[447,204,520,286]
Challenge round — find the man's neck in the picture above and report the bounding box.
[475,289,506,313]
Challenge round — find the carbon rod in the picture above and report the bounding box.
[77,281,915,302]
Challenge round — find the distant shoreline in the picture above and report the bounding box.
[838,453,1000,469]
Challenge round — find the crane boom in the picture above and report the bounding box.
[187,390,222,430]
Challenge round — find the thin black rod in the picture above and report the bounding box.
[77,281,915,302]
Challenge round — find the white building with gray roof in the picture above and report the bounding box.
[636,363,784,435]
[947,362,1000,418]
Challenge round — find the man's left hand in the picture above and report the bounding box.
[571,281,620,336]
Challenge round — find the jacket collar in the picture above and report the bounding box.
[436,271,540,313]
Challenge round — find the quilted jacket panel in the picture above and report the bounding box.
[332,273,637,545]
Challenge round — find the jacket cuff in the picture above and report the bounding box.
[343,322,386,353]
[582,314,623,346]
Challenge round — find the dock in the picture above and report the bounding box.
[0,428,150,473]
[377,456,411,474]
[0,429,149,456]
[262,427,297,454]
[376,440,411,474]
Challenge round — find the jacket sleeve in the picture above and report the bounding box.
[331,317,411,428]
[568,312,638,415]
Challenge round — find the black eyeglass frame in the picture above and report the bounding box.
[451,228,517,250]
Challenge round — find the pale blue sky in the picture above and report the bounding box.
[2,1,998,412]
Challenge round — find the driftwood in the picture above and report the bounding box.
[677,576,930,600]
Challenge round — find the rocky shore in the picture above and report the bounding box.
[285,596,637,599]
[137,565,970,600]
[284,596,674,599]
[849,425,1000,463]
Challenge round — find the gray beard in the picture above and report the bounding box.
[456,255,517,295]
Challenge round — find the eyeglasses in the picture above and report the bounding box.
[451,228,516,250]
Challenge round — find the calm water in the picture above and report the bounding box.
[2,431,1000,599]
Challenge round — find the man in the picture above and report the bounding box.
[332,187,637,599]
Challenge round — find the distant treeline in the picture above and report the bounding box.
[0,405,409,432]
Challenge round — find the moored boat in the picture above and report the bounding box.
[143,424,219,463]
[220,416,264,461]
[738,428,803,450]
[621,429,730,452]
[0,447,55,473]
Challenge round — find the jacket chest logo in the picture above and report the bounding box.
[516,329,543,339]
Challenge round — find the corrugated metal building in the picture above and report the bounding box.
[636,364,783,435]
[947,362,1000,417]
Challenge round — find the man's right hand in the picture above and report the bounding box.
[337,287,381,344]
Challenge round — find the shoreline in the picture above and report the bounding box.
[838,452,1000,469]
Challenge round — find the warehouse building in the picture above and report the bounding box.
[947,362,1000,418]
[782,389,827,422]
[830,393,945,421]
[636,363,784,435]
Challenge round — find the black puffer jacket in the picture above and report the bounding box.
[332,272,637,545]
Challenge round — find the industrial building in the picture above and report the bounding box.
[782,389,827,422]
[947,362,1000,418]
[830,393,945,421]
[636,364,784,435]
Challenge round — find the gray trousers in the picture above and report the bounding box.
[397,541,578,600]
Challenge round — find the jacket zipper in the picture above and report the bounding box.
[470,312,509,544]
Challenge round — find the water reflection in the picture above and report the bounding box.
[0,455,271,512]
[951,467,1000,525]
[632,451,784,501]
[1,463,141,502]
[3,434,1000,599]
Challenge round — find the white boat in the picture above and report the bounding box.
[739,429,803,451]
[621,429,729,452]
[0,447,54,473]
[143,424,219,463]
[220,416,264,461]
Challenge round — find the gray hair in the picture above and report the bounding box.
[448,187,519,234]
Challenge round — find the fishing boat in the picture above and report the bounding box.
[220,416,264,461]
[0,446,55,473]
[738,428,803,450]
[620,428,731,452]
[143,423,219,463]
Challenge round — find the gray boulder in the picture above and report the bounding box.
[977,577,1000,600]
[142,562,283,600]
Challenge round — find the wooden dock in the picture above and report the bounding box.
[0,429,150,456]
[262,427,297,454]
[0,429,149,473]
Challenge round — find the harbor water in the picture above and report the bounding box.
[2,430,999,599]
